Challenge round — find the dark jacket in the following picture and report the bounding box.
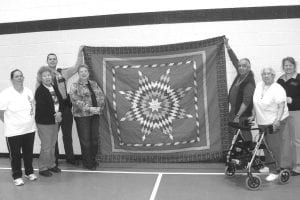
[35,84,64,124]
[277,73,300,111]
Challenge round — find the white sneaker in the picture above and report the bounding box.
[14,178,24,186]
[265,173,279,181]
[259,166,269,173]
[25,174,37,181]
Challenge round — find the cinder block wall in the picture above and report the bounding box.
[0,1,299,154]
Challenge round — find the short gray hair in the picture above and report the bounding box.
[37,66,53,84]
[261,67,276,76]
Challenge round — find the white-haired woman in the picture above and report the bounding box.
[251,67,293,181]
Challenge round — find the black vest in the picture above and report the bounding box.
[229,71,255,117]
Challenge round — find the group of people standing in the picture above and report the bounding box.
[0,39,299,186]
[0,48,105,186]
[225,38,300,182]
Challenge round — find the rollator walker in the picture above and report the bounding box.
[225,120,290,190]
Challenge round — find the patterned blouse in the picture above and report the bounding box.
[70,79,105,117]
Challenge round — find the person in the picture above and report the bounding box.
[0,69,37,186]
[224,38,256,141]
[69,64,105,170]
[45,48,83,166]
[35,66,64,177]
[277,57,300,176]
[251,67,293,181]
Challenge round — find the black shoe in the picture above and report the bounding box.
[291,171,300,176]
[49,166,61,173]
[66,159,80,166]
[84,164,97,171]
[39,170,52,177]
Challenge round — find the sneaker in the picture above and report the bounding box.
[39,170,52,177]
[265,173,279,181]
[14,178,24,186]
[24,173,37,181]
[259,166,269,173]
[49,166,61,173]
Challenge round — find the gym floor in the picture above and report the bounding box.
[0,158,299,200]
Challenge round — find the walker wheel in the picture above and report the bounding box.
[246,175,261,191]
[278,169,290,184]
[225,166,235,177]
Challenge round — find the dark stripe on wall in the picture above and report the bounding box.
[0,5,299,35]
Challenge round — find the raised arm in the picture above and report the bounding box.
[224,38,239,72]
[61,45,85,80]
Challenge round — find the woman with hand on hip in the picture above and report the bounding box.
[277,57,300,176]
[251,67,293,181]
[70,64,105,170]
[0,69,37,186]
[35,66,63,177]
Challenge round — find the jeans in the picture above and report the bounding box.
[6,132,35,179]
[74,115,100,168]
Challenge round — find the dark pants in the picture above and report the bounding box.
[6,132,35,179]
[55,105,75,164]
[74,115,100,168]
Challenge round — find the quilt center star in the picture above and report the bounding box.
[119,68,193,141]
[148,98,161,112]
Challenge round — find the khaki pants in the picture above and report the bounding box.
[37,124,59,171]
[289,111,300,173]
[263,117,293,171]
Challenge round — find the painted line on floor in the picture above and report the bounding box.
[0,167,255,175]
[150,173,162,200]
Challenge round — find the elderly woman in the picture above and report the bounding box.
[225,38,255,141]
[277,57,300,176]
[69,64,105,170]
[0,69,37,186]
[252,67,293,181]
[35,66,63,177]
